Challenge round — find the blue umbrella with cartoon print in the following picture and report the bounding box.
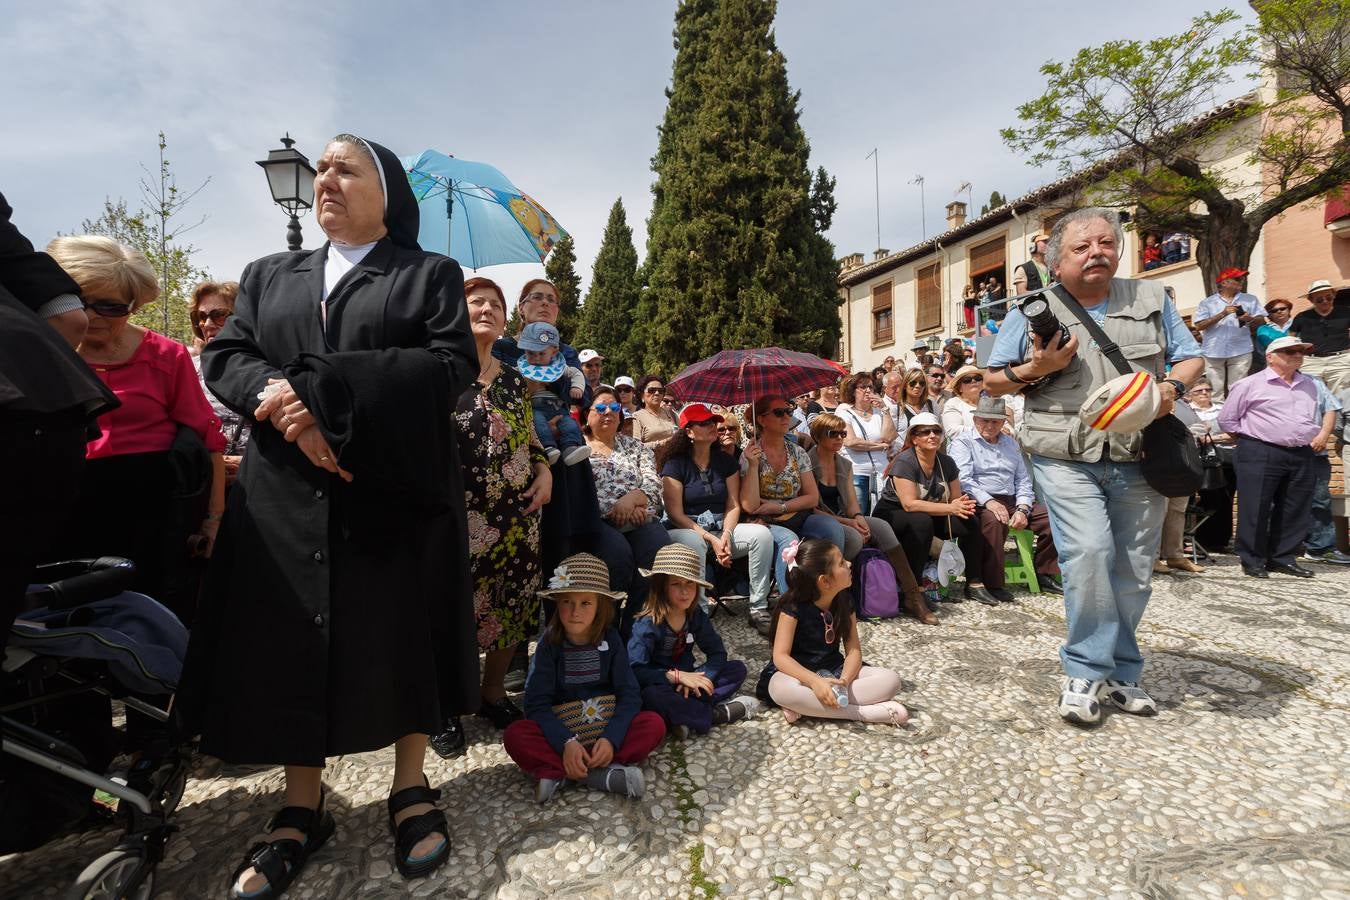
[400,149,568,269]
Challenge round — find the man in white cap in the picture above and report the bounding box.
[1219,335,1328,576]
[578,349,605,396]
[1291,280,1350,394]
[983,207,1203,726]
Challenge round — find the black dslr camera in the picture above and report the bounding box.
[1017,290,1071,352]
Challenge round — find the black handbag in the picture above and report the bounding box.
[1197,438,1226,492]
[1051,286,1204,498]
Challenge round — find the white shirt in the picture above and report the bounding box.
[836,403,888,476]
[322,241,377,324]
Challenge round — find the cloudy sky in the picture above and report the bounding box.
[3,1,1255,311]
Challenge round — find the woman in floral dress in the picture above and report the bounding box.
[432,277,552,757]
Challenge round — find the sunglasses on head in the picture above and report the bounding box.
[83,300,133,318]
[910,426,942,437]
[592,402,623,413]
[194,308,232,325]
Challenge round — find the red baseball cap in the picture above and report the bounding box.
[1217,267,1248,283]
[678,403,724,429]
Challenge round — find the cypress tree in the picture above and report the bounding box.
[544,235,582,343]
[575,198,641,378]
[634,0,841,375]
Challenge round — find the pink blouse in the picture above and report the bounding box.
[85,329,227,459]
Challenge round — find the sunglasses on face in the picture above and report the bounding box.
[928,372,946,380]
[766,407,792,417]
[958,376,984,386]
[717,426,738,434]
[1269,307,1291,314]
[592,402,623,414]
[194,308,232,325]
[83,300,133,318]
[825,429,847,439]
[1274,348,1307,356]
[645,386,666,395]
[910,426,942,437]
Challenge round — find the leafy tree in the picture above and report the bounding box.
[80,132,209,345]
[576,198,641,377]
[633,0,842,375]
[1002,4,1350,292]
[980,190,1008,216]
[544,234,582,343]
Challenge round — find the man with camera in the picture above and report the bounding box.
[983,208,1203,727]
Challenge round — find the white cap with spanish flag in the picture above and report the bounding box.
[1078,371,1161,434]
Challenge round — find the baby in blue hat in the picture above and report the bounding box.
[517,321,591,466]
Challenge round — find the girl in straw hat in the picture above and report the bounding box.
[502,553,666,805]
[627,544,760,739]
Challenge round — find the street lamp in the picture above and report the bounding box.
[256,134,316,251]
[925,335,944,353]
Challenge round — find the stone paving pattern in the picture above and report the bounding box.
[3,556,1348,898]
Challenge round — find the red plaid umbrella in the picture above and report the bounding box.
[667,347,848,407]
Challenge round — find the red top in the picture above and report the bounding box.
[85,329,227,459]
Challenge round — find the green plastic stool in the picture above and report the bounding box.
[1003,527,1040,594]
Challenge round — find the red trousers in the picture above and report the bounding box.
[503,712,666,780]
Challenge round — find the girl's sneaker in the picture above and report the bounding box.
[712,696,760,725]
[535,778,564,805]
[586,764,644,798]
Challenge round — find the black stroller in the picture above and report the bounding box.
[2,557,191,899]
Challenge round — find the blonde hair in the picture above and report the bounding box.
[638,573,695,627]
[809,412,846,444]
[46,235,159,311]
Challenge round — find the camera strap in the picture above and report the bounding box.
[1048,284,1133,378]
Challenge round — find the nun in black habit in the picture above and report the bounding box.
[179,134,478,898]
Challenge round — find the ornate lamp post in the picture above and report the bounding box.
[256,134,316,251]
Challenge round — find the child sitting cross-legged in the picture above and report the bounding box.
[627,544,760,740]
[758,539,908,725]
[503,553,666,805]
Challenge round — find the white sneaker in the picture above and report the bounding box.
[1058,677,1104,725]
[562,445,592,466]
[712,695,760,725]
[1102,680,1158,716]
[534,777,564,804]
[545,447,561,465]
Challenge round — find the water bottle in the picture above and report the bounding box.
[816,670,848,707]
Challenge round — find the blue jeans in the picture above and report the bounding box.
[764,514,848,601]
[1031,456,1166,683]
[852,474,876,516]
[1305,455,1335,554]
[666,523,775,611]
[532,403,583,451]
[592,520,672,638]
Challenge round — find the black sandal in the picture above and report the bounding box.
[228,789,335,899]
[387,780,451,879]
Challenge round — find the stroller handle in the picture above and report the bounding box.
[27,557,139,611]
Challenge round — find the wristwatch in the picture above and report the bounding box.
[1002,363,1028,385]
[1162,378,1187,397]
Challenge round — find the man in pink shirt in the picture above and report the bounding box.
[1219,335,1321,578]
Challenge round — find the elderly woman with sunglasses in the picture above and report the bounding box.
[585,387,673,635]
[872,412,998,605]
[809,413,936,624]
[713,409,746,463]
[632,374,680,448]
[940,365,986,440]
[657,403,775,614]
[1255,298,1294,354]
[45,235,226,619]
[739,395,848,635]
[189,280,249,483]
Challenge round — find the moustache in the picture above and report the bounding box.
[1084,257,1111,270]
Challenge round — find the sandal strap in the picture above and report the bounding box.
[231,839,303,896]
[269,805,318,834]
[393,806,449,852]
[387,783,441,816]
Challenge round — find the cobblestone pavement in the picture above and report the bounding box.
[4,555,1349,899]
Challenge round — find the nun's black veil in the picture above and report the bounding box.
[356,136,421,252]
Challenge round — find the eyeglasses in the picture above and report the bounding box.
[825,429,847,439]
[766,407,792,417]
[193,308,233,325]
[83,300,133,318]
[592,402,623,414]
[820,609,836,645]
[524,292,558,305]
[645,386,666,395]
[1188,388,1212,395]
[910,426,942,437]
